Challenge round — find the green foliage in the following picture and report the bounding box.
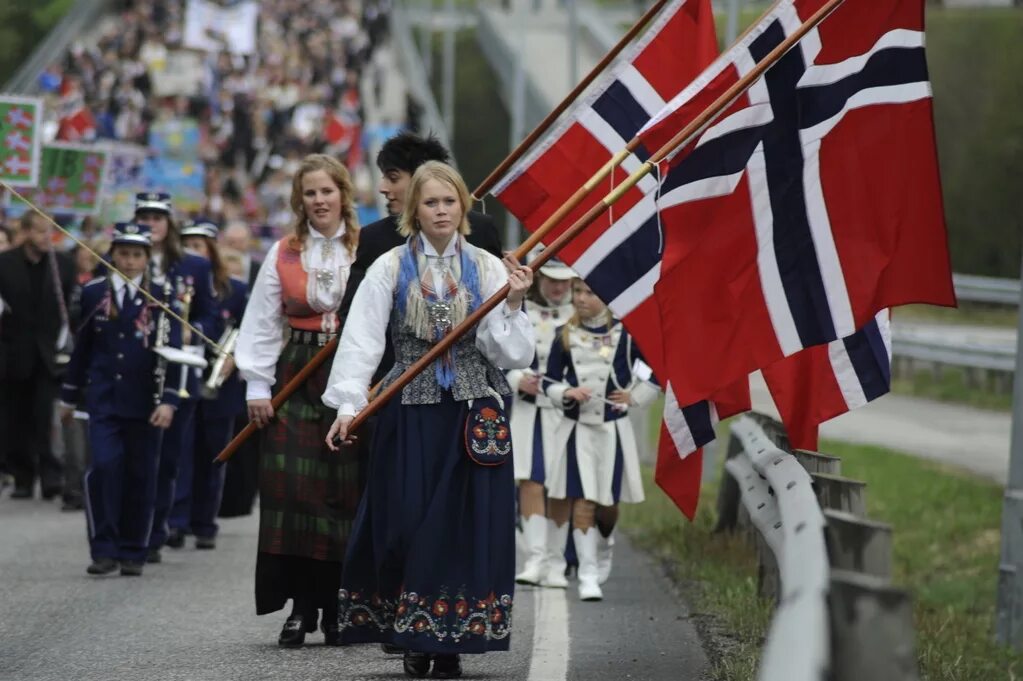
[927,9,1023,278]
[0,0,74,85]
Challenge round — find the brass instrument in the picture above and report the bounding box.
[175,282,195,399]
[152,278,173,406]
[200,327,239,400]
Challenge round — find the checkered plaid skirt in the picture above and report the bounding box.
[257,341,363,563]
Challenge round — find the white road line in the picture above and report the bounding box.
[527,587,570,681]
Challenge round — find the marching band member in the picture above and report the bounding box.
[234,154,363,647]
[133,192,216,562]
[59,222,182,577]
[167,219,249,550]
[543,278,660,602]
[323,161,534,679]
[506,252,575,587]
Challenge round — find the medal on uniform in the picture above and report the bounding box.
[598,334,612,360]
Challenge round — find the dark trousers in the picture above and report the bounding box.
[2,373,62,493]
[149,398,197,550]
[218,414,260,517]
[84,414,162,562]
[169,408,232,538]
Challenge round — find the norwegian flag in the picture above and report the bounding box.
[642,0,954,410]
[493,0,717,377]
[493,0,721,519]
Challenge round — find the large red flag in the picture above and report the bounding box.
[644,0,954,410]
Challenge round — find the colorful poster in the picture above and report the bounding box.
[98,142,149,225]
[143,157,205,215]
[13,143,109,216]
[0,95,44,187]
[148,118,201,161]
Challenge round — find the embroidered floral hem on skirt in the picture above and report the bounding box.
[338,391,515,654]
[255,342,364,615]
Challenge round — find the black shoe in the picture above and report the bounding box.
[381,642,404,654]
[120,561,144,576]
[145,548,162,564]
[403,651,431,677]
[42,487,62,501]
[195,536,216,550]
[166,529,186,549]
[61,497,84,512]
[10,487,32,499]
[278,615,313,647]
[431,654,462,679]
[86,558,119,575]
[322,621,342,646]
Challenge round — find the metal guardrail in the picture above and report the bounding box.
[954,273,1021,307]
[719,413,919,681]
[3,0,116,94]
[892,333,1015,373]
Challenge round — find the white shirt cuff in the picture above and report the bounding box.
[338,402,358,418]
[246,380,272,401]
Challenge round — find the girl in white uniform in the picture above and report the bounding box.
[543,279,660,601]
[506,253,575,587]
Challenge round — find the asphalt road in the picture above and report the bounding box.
[0,495,709,681]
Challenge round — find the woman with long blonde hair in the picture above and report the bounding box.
[235,154,362,647]
[323,161,535,678]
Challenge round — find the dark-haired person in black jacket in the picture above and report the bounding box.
[0,211,76,499]
[338,131,503,384]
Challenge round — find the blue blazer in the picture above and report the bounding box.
[160,252,217,400]
[62,276,183,419]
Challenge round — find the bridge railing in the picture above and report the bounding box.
[716,413,919,681]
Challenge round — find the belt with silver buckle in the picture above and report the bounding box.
[289,329,337,347]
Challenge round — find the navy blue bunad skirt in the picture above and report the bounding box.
[338,391,515,654]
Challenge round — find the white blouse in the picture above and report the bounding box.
[236,226,354,401]
[322,237,535,418]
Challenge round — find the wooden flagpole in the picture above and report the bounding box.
[215,0,841,462]
[470,0,670,200]
[333,0,846,442]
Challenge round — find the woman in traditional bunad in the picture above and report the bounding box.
[234,154,363,647]
[543,278,660,602]
[323,161,535,679]
[506,251,575,588]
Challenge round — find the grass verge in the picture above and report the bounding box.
[891,366,1013,412]
[896,303,1019,329]
[622,432,1023,680]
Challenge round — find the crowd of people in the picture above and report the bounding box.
[0,2,663,679]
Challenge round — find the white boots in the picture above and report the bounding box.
[539,519,570,588]
[574,527,603,601]
[515,515,548,585]
[517,518,611,600]
[596,530,614,585]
